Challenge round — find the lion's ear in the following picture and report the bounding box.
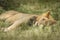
[45,11,50,18]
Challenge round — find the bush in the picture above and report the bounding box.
[0,0,20,10]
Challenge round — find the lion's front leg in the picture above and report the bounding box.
[4,19,26,32]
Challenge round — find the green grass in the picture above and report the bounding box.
[0,1,60,40]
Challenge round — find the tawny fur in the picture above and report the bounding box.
[0,10,56,32]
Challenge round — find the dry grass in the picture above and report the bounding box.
[0,1,60,40]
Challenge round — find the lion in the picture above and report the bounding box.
[0,10,56,32]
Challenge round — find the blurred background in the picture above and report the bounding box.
[0,0,60,40]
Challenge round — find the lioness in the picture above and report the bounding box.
[0,10,56,32]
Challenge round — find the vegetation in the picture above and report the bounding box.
[0,0,60,40]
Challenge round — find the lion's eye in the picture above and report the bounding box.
[42,19,45,20]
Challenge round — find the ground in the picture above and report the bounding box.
[0,1,60,40]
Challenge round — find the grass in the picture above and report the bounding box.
[0,1,60,40]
